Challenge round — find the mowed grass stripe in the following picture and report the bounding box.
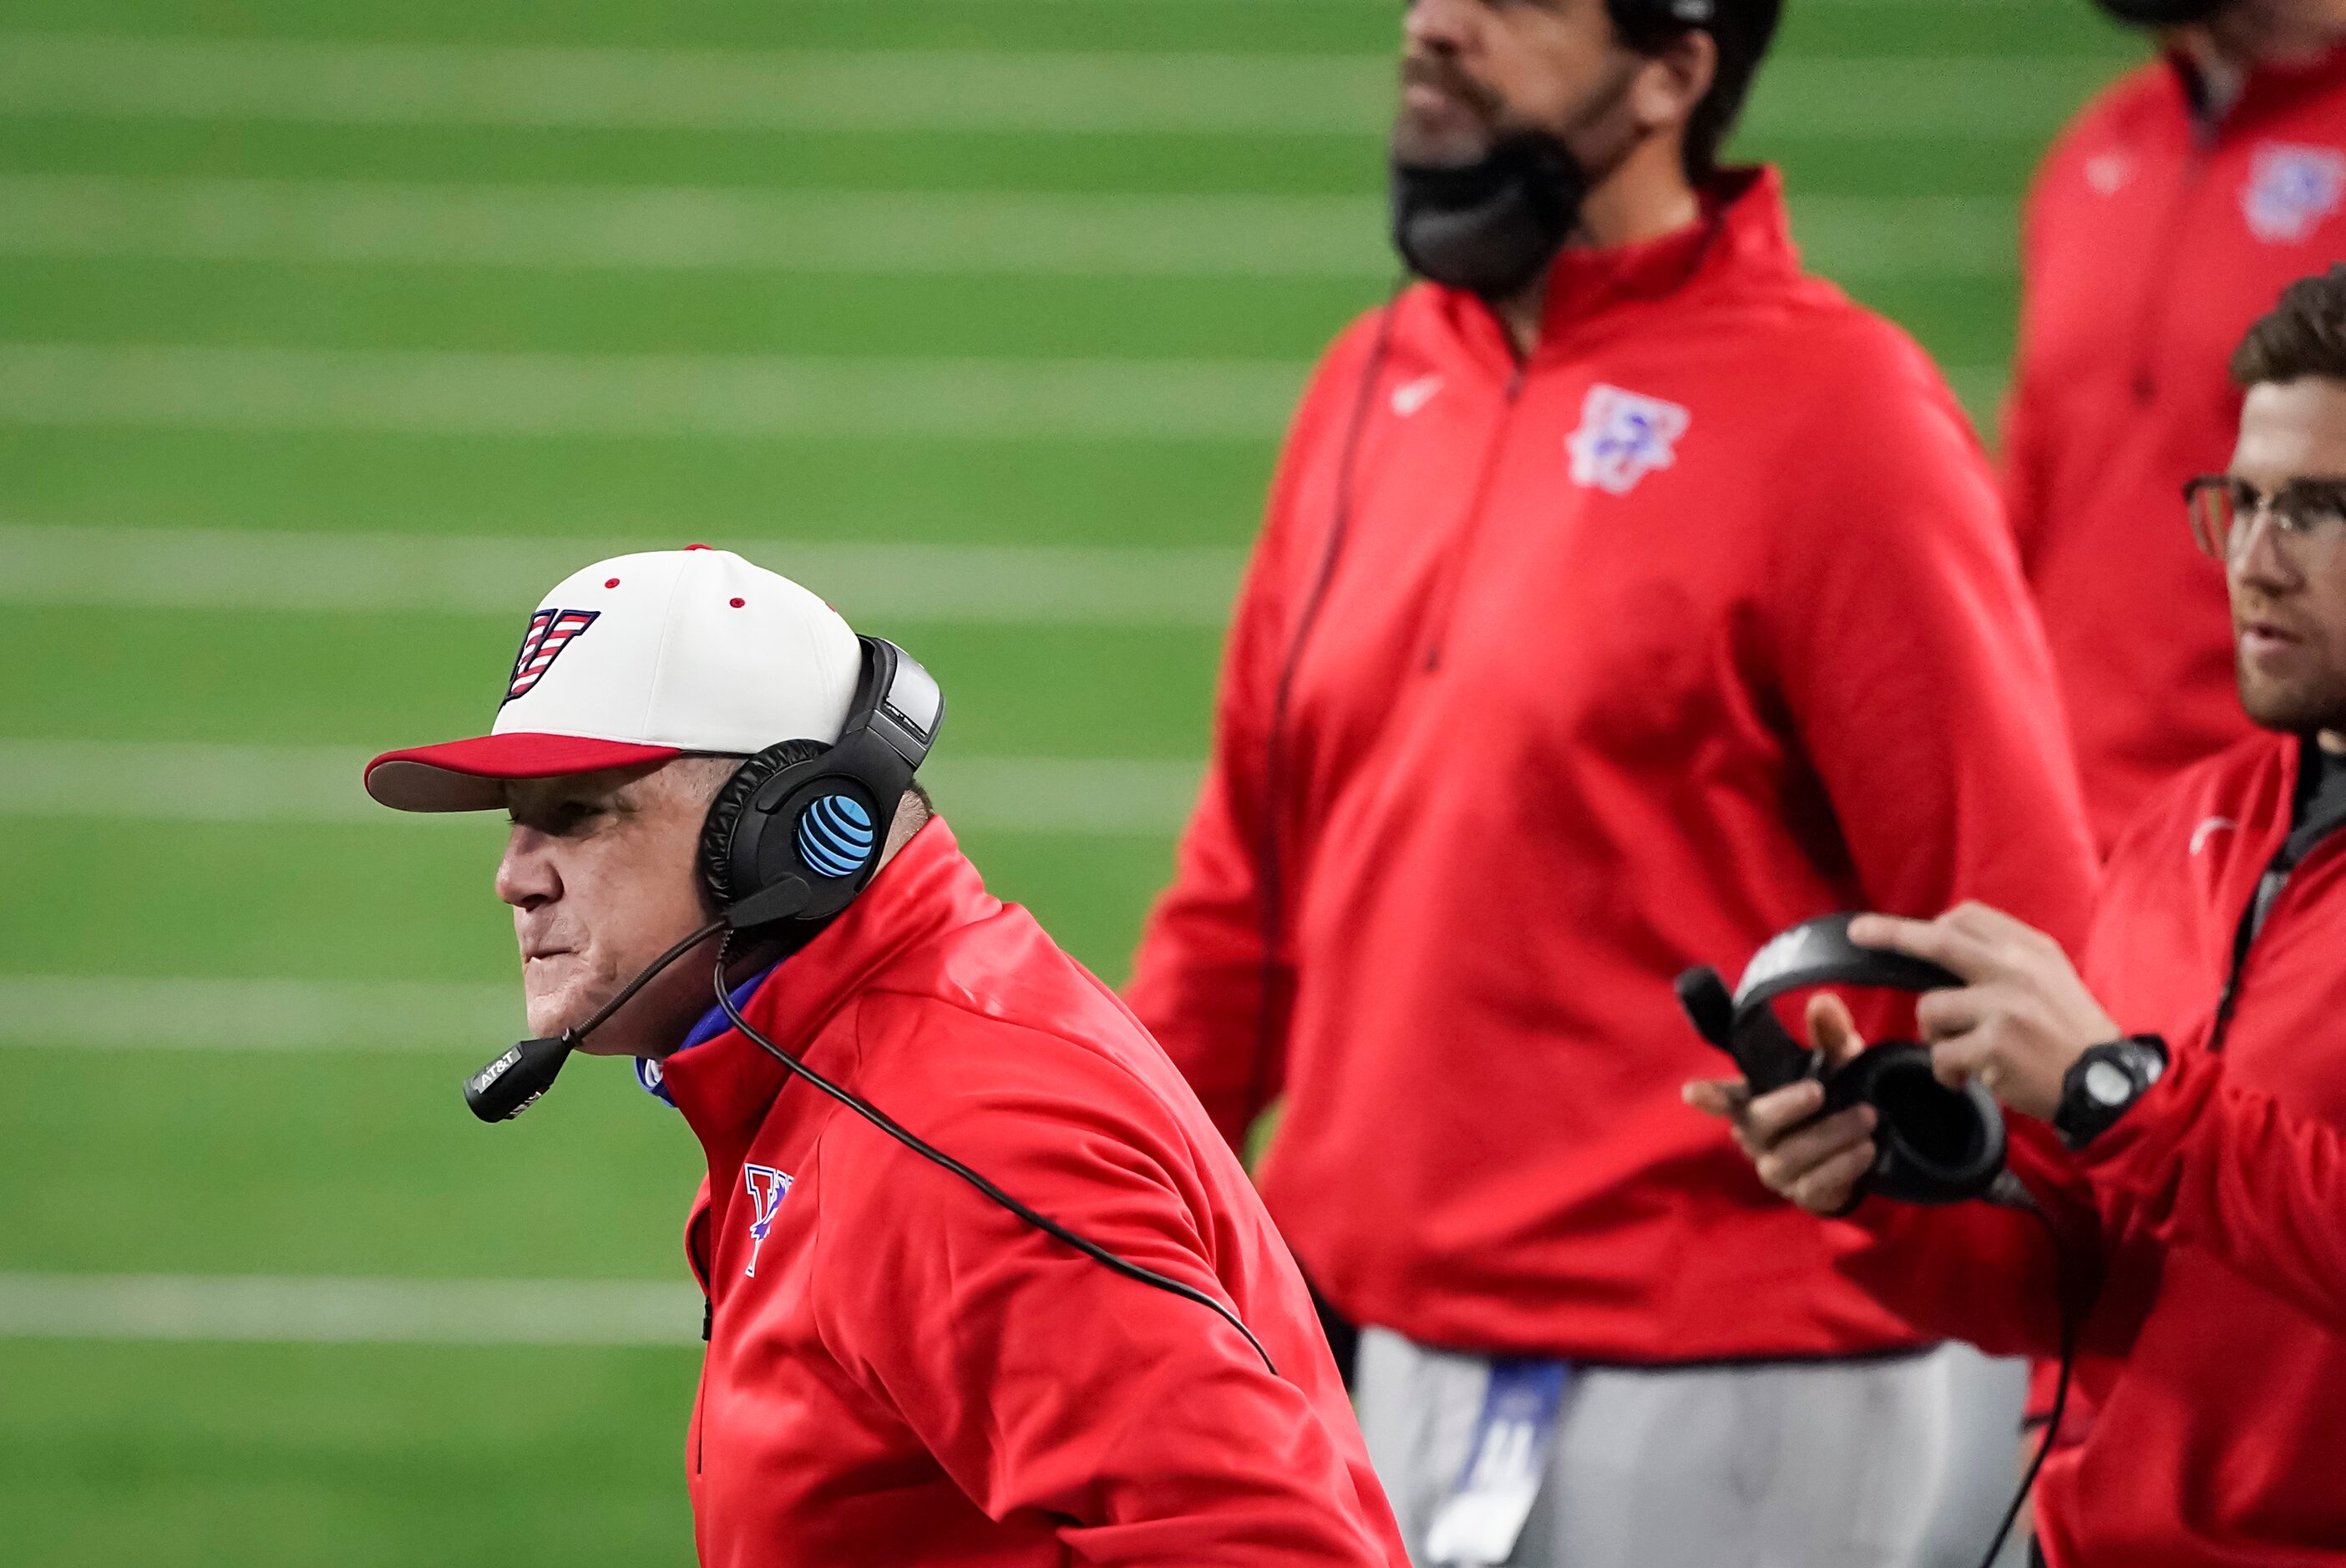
[0,1274,702,1343]
[0,524,1244,626]
[0,740,1205,834]
[0,34,1391,135]
[0,974,517,1050]
[0,174,2018,281]
[0,345,2006,439]
[0,175,1381,278]
[0,342,1306,440]
[0,33,2122,139]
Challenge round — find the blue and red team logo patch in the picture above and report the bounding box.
[2242,143,2346,244]
[742,1164,793,1277]
[503,608,600,703]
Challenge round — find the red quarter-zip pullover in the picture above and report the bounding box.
[1836,731,2346,1564]
[2008,48,2346,850]
[1127,169,2100,1363]
[660,820,1405,1568]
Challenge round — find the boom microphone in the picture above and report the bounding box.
[463,918,727,1122]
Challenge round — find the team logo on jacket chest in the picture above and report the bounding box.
[1566,384,1690,495]
[2242,144,2346,243]
[742,1164,794,1277]
[503,608,599,702]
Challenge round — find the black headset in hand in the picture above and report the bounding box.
[1684,916,2075,1568]
[1677,913,2009,1206]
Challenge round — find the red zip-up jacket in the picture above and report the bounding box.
[2008,47,2346,851]
[1127,169,2100,1362]
[1834,731,2346,1564]
[659,820,1406,1568]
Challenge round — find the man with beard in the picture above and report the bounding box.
[2009,0,2346,852]
[1127,1,2100,1563]
[1698,263,2346,1568]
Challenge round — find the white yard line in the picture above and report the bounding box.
[0,344,2004,441]
[0,739,1205,835]
[0,342,1308,441]
[0,174,2015,282]
[0,33,2118,139]
[0,524,1246,627]
[0,1273,704,1344]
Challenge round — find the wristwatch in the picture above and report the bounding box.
[2053,1034,2169,1150]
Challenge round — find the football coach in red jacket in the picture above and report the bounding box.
[1127,0,2099,1562]
[1698,266,2346,1565]
[362,546,1407,1567]
[2009,0,2346,850]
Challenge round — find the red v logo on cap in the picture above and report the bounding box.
[504,609,600,703]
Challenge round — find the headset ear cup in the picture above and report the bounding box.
[699,742,826,910]
[1823,1044,2007,1205]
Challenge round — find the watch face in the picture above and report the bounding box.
[2084,1059,2135,1107]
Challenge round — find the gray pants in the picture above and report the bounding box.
[1355,1328,2028,1568]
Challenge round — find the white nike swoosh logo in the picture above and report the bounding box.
[1391,375,1442,417]
[2191,816,2238,855]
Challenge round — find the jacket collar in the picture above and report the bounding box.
[1431,164,1801,369]
[655,817,993,1171]
[2163,39,2346,140]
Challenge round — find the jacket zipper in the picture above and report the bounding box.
[693,1347,710,1474]
[1421,362,1529,671]
[2208,822,2346,1053]
[688,1216,712,1474]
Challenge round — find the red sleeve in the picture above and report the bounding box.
[813,1003,1404,1567]
[1125,317,1386,1148]
[2078,1042,2346,1329]
[1762,325,2099,950]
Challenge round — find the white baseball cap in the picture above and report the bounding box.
[365,546,862,812]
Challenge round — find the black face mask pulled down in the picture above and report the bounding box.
[2094,0,2225,23]
[1390,133,1588,303]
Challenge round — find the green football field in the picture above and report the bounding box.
[0,3,2141,1563]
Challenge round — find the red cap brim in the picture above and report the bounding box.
[364,733,684,812]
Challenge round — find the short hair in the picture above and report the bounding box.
[2232,265,2346,387]
[1611,0,1784,186]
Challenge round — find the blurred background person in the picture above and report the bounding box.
[1999,0,2346,1498]
[1127,2,2099,1564]
[2009,0,2346,852]
[1696,260,2346,1568]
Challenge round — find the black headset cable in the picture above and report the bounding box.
[1972,1193,2080,1568]
[711,938,1277,1376]
[570,918,728,1044]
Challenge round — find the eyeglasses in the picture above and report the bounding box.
[2185,474,2346,566]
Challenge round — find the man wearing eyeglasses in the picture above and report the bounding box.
[2009,0,2346,854]
[1690,264,2346,1566]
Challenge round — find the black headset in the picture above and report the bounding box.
[1682,917,2085,1568]
[1675,913,2010,1206]
[1609,0,1718,27]
[2095,0,2227,22]
[699,635,943,933]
